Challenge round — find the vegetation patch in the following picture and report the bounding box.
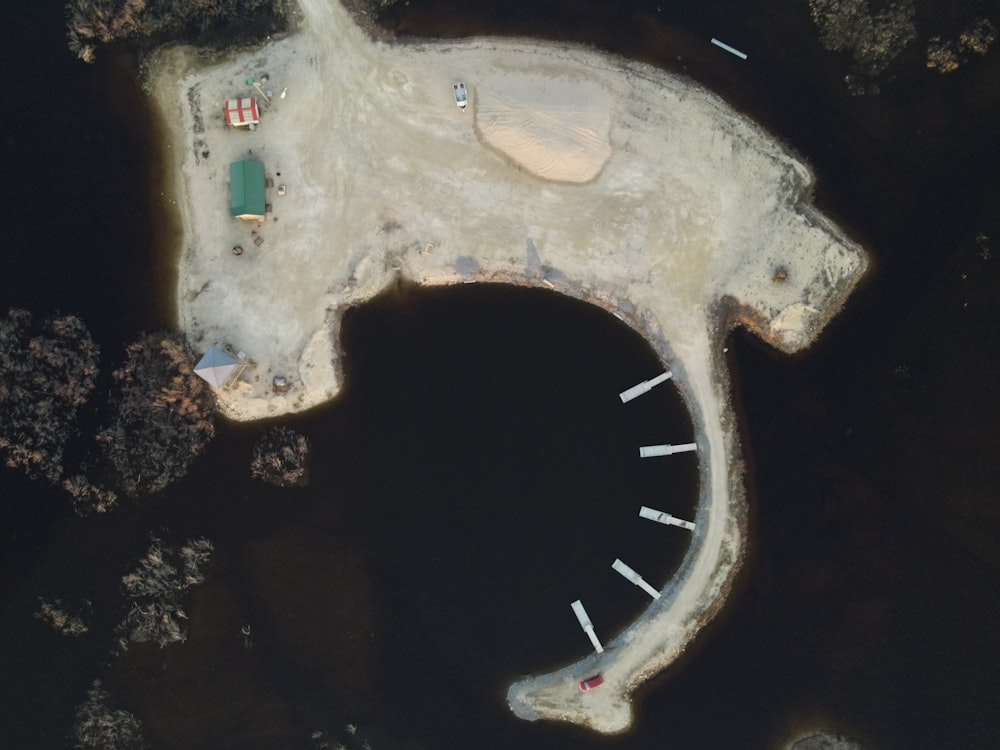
[34,597,91,636]
[1,315,217,508]
[97,333,216,497]
[0,309,100,484]
[809,0,916,93]
[250,425,310,488]
[927,17,996,74]
[115,534,214,650]
[62,473,120,516]
[66,0,289,63]
[73,679,146,750]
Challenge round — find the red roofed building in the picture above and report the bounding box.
[224,98,259,128]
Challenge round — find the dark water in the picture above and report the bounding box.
[2,1,999,749]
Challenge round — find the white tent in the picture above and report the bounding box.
[194,346,242,389]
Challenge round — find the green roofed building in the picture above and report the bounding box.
[229,160,266,220]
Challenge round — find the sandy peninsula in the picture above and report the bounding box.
[150,0,868,734]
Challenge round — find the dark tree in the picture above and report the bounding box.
[97,333,216,496]
[66,0,288,62]
[250,426,311,488]
[115,534,214,650]
[0,308,99,483]
[73,680,146,750]
[35,597,90,636]
[62,473,119,516]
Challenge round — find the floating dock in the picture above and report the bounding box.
[638,442,697,458]
[619,370,673,403]
[611,559,661,600]
[710,38,748,60]
[571,599,604,654]
[639,505,696,531]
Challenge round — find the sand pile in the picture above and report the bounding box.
[474,72,613,183]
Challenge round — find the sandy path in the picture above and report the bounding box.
[150,0,867,733]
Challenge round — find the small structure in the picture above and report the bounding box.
[639,505,696,531]
[194,346,248,390]
[638,442,697,458]
[619,370,673,403]
[570,600,604,654]
[611,559,661,600]
[229,160,266,221]
[224,97,259,128]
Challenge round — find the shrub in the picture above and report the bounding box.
[63,474,119,515]
[35,597,90,636]
[66,0,286,62]
[250,426,310,488]
[73,679,146,750]
[97,333,216,497]
[116,534,214,650]
[0,309,99,483]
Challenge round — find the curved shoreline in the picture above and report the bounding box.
[150,0,868,733]
[506,306,745,732]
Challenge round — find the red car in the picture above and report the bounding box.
[579,674,604,691]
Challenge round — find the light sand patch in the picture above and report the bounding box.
[150,0,869,734]
[771,302,819,336]
[474,72,613,183]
